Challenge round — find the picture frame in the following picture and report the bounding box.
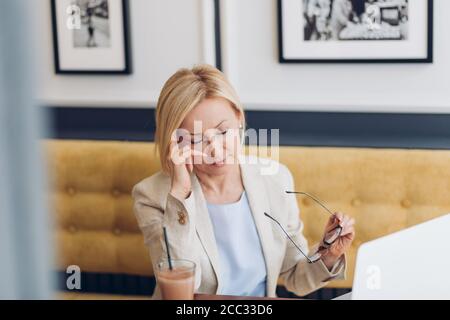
[51,0,132,74]
[278,0,433,63]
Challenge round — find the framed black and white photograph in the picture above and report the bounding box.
[51,0,132,74]
[278,0,433,63]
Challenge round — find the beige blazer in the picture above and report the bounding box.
[132,156,346,299]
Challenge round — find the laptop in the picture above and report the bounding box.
[335,213,450,300]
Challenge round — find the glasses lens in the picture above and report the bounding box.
[323,226,342,246]
[308,251,322,263]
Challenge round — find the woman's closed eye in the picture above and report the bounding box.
[190,129,229,145]
[191,138,202,145]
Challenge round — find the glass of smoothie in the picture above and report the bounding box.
[155,259,196,300]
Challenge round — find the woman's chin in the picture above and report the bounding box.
[205,162,226,172]
[194,155,238,174]
[200,160,233,173]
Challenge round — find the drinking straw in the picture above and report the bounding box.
[163,227,173,270]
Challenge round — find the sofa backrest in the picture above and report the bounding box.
[45,140,450,288]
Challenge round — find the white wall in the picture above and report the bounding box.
[221,0,450,113]
[37,0,450,113]
[36,0,215,107]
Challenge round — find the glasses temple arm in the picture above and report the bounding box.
[285,191,335,216]
[264,212,313,263]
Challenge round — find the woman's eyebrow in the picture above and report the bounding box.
[189,120,227,136]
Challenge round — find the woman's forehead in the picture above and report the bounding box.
[193,98,234,116]
[181,99,238,129]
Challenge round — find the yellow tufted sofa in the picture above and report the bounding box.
[45,139,450,299]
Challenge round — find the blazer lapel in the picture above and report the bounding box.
[190,174,223,293]
[189,158,277,296]
[240,159,277,296]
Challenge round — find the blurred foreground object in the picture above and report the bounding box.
[0,0,54,299]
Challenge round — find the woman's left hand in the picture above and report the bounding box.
[320,212,355,270]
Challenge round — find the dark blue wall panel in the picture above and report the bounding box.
[45,106,450,149]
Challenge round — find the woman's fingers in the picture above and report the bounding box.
[341,214,349,225]
[326,213,355,238]
[334,212,344,228]
[171,145,189,165]
[340,217,356,236]
[335,212,344,222]
[185,151,193,173]
[168,144,187,165]
[323,212,356,257]
[179,146,210,168]
[169,137,227,169]
[325,211,343,232]
[191,148,207,158]
[169,130,212,167]
[337,215,350,230]
[168,139,180,159]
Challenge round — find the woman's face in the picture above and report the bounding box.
[178,97,243,176]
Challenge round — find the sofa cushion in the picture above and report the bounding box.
[45,140,450,289]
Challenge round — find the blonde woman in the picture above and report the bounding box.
[132,65,355,299]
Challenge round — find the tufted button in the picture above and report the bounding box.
[401,199,412,209]
[67,187,76,196]
[112,189,121,198]
[113,228,122,236]
[351,198,361,207]
[68,225,77,233]
[302,198,311,206]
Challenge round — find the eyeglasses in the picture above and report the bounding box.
[189,128,230,146]
[176,126,244,147]
[264,191,342,263]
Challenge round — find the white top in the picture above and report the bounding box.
[207,191,267,297]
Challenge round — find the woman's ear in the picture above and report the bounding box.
[235,111,245,144]
[239,124,245,145]
[234,109,243,125]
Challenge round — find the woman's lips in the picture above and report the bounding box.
[211,157,226,166]
[205,153,230,167]
[212,160,225,166]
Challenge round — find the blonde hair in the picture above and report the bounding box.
[155,64,246,173]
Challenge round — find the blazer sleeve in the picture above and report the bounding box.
[278,165,347,297]
[132,182,202,290]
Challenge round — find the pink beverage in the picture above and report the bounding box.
[156,259,196,300]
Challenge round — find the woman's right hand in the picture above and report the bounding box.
[168,133,202,200]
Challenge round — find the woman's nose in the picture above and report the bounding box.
[205,135,223,158]
[209,138,220,157]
